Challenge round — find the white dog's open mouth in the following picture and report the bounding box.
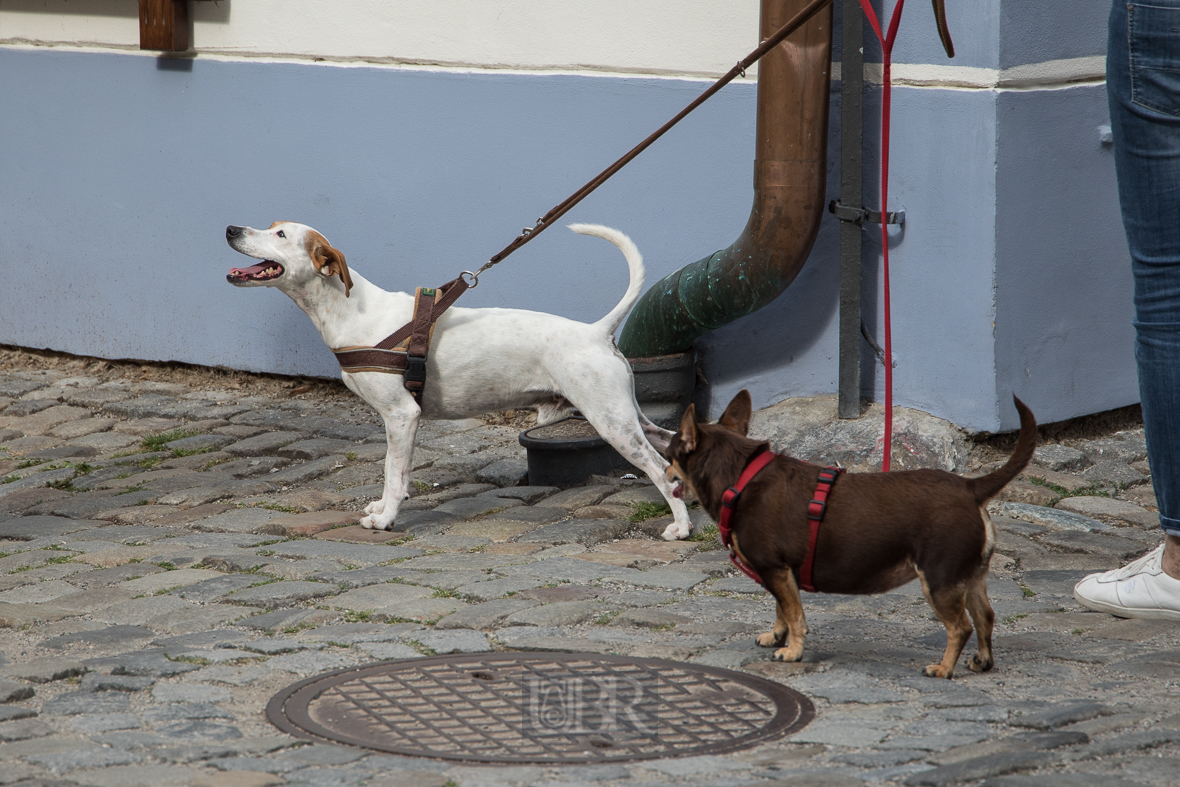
[227,260,284,284]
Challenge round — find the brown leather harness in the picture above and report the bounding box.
[331,276,469,401]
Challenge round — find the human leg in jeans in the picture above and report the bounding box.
[1074,0,1180,617]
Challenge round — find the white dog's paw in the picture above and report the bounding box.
[360,512,395,531]
[364,499,386,516]
[662,521,691,541]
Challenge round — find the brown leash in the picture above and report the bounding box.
[334,0,954,399]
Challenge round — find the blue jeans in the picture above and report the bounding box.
[1109,0,1180,535]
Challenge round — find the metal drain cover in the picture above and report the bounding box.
[266,652,814,764]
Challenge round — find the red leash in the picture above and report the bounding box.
[858,0,905,472]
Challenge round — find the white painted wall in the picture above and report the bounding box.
[0,0,760,77]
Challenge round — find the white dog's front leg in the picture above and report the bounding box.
[360,409,420,531]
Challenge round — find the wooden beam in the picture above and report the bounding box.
[139,0,188,52]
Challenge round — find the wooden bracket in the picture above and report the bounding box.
[139,0,215,52]
[139,0,188,52]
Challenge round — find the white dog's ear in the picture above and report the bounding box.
[307,232,354,297]
[718,390,752,436]
[678,403,698,453]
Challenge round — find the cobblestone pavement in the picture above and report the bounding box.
[0,365,1177,787]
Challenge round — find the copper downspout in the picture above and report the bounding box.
[617,0,833,358]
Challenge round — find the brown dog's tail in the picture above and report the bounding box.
[970,395,1037,505]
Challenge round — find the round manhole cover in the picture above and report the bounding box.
[267,652,814,764]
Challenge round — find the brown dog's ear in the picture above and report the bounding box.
[678,403,698,453]
[718,390,752,436]
[308,233,354,297]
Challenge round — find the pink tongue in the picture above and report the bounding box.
[232,263,272,276]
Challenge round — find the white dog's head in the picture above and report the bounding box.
[226,221,353,297]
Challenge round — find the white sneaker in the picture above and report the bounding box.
[1073,544,1180,621]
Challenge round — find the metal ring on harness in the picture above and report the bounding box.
[460,270,479,288]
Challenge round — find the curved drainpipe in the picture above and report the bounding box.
[617,0,833,359]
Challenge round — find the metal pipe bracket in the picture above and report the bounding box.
[828,199,904,226]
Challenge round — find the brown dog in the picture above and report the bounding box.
[665,391,1036,678]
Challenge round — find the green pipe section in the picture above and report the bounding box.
[618,195,823,357]
[618,0,832,359]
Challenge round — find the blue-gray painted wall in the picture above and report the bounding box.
[994,85,1134,430]
[0,0,1133,433]
[999,1,1108,68]
[0,47,758,375]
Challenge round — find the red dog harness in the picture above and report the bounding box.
[718,450,776,585]
[800,466,842,592]
[717,450,842,592]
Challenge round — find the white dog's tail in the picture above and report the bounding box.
[568,224,645,336]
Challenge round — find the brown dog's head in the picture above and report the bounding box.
[226,221,354,298]
[663,390,756,504]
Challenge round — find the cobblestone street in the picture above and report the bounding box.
[0,359,1177,787]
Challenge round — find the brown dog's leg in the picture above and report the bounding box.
[918,572,973,679]
[757,568,809,662]
[964,574,995,672]
[735,533,793,652]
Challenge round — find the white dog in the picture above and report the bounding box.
[225,221,693,540]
